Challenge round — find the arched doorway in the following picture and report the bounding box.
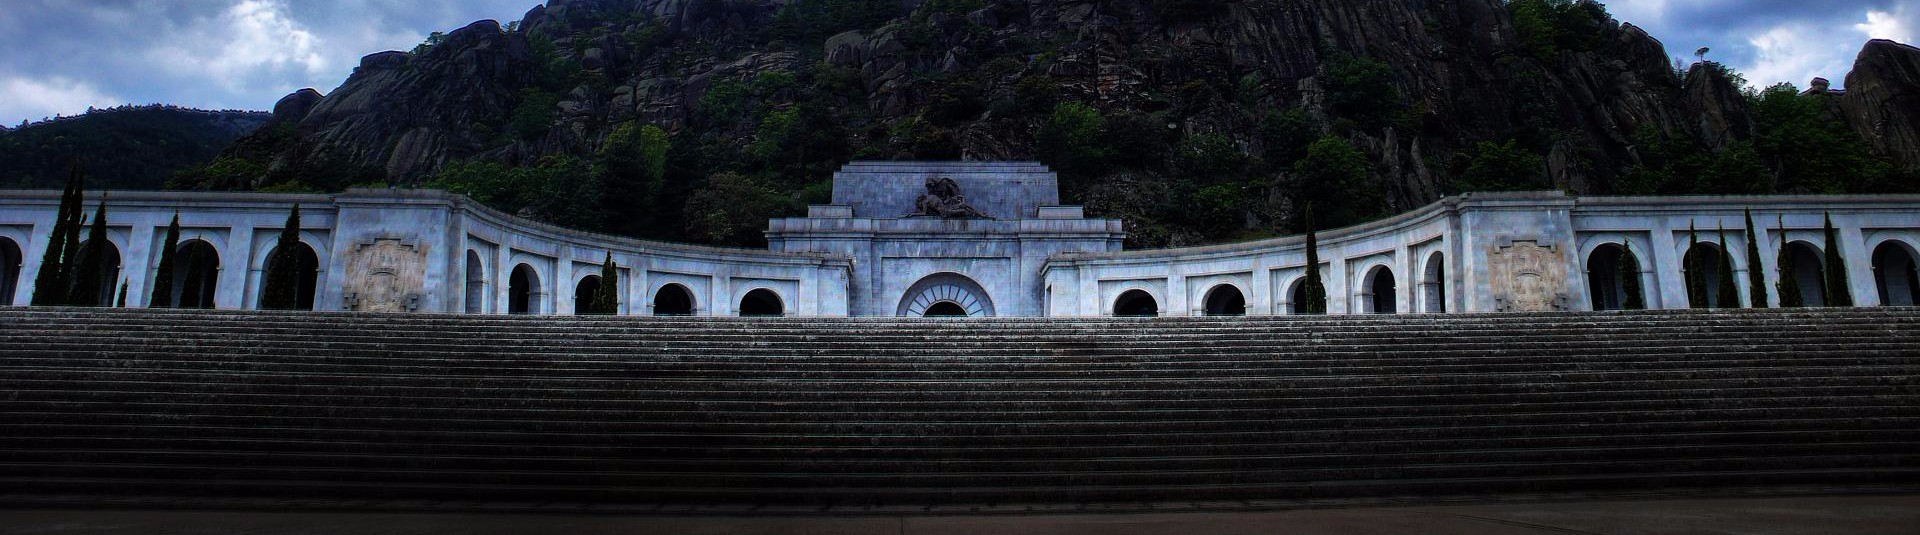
[897,273,995,317]
[1873,242,1920,306]
[0,237,20,306]
[464,250,486,313]
[508,264,540,315]
[1203,284,1246,316]
[1113,289,1158,317]
[1420,252,1446,313]
[172,240,220,309]
[1362,266,1396,314]
[1782,241,1827,307]
[574,275,603,315]
[1587,243,1644,311]
[653,283,695,316]
[74,240,123,306]
[1683,243,1735,308]
[739,289,784,317]
[260,242,319,310]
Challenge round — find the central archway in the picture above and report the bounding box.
[897,273,995,317]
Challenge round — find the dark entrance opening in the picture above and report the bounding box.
[1874,242,1920,306]
[75,240,123,306]
[654,284,694,316]
[924,301,968,317]
[1368,267,1397,314]
[574,275,603,315]
[1684,243,1736,308]
[1587,243,1643,311]
[508,264,538,315]
[261,242,319,310]
[739,289,783,317]
[1114,289,1158,317]
[174,240,220,309]
[0,237,19,305]
[1203,285,1246,316]
[1784,242,1827,307]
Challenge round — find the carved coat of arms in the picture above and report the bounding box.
[1490,240,1569,312]
[344,238,426,312]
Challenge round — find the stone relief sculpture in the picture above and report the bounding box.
[910,176,991,219]
[1490,240,1570,312]
[343,238,426,313]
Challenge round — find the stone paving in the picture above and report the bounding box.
[3,493,1916,534]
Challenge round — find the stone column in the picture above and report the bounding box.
[1649,221,1683,309]
[1249,256,1273,315]
[218,226,254,310]
[1394,246,1413,314]
[122,222,155,308]
[1167,272,1188,316]
[1840,223,1879,306]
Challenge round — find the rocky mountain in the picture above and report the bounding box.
[191,0,1920,247]
[0,106,269,190]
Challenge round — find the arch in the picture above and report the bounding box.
[259,241,319,311]
[924,302,969,317]
[1872,241,1920,306]
[1287,278,1309,315]
[1420,252,1446,313]
[1783,241,1827,307]
[653,283,696,316]
[508,263,540,315]
[464,250,487,314]
[1202,284,1246,316]
[1682,242,1736,308]
[739,288,785,317]
[1362,265,1397,314]
[74,239,123,307]
[573,275,604,315]
[0,237,19,306]
[897,273,996,317]
[170,239,221,309]
[1113,289,1159,317]
[1586,243,1645,311]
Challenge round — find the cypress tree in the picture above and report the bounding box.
[1301,205,1328,315]
[1822,213,1853,306]
[30,164,83,305]
[149,214,181,308]
[1686,222,1707,308]
[590,253,620,315]
[1743,209,1768,308]
[1776,216,1804,308]
[115,280,128,308]
[67,200,109,307]
[1716,225,1740,308]
[261,205,302,310]
[1620,241,1646,310]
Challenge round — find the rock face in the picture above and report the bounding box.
[207,0,1916,237]
[1843,39,1920,170]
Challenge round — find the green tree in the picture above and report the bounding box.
[1716,226,1740,308]
[1290,136,1378,230]
[1300,205,1328,315]
[1743,209,1768,308]
[31,165,84,305]
[1776,216,1803,308]
[1324,52,1403,129]
[1750,83,1894,194]
[1822,213,1853,306]
[1454,139,1545,192]
[149,214,180,308]
[1035,102,1110,195]
[260,205,303,310]
[590,252,620,315]
[683,172,783,246]
[599,123,672,236]
[67,200,109,307]
[1620,241,1646,310]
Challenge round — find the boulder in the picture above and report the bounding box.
[1842,39,1920,170]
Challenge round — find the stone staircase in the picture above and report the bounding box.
[1,307,1917,507]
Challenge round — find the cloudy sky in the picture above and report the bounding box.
[0,0,1914,127]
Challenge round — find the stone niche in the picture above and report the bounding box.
[343,237,427,313]
[1490,239,1570,312]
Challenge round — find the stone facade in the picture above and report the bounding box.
[2,162,1918,316]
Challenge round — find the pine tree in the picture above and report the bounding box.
[30,164,83,305]
[149,214,180,308]
[1822,213,1853,306]
[1620,241,1646,310]
[1686,221,1707,308]
[1776,216,1804,308]
[67,200,109,307]
[1743,209,1768,308]
[261,205,302,310]
[1300,205,1328,315]
[590,252,620,315]
[1716,225,1740,308]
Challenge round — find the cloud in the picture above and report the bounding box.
[145,0,331,95]
[1743,22,1858,89]
[0,76,122,125]
[1857,8,1916,42]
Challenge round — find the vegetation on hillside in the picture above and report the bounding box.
[0,105,267,190]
